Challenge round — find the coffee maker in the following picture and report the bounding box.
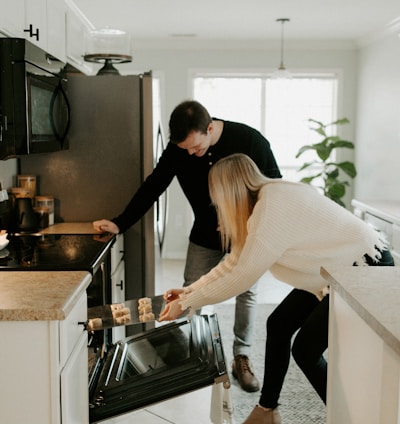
[13,197,38,233]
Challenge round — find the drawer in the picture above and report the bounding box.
[111,234,124,272]
[59,292,87,366]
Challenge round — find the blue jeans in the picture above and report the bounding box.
[183,241,258,357]
[259,248,395,409]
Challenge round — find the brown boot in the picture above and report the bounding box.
[242,405,281,424]
[232,355,260,392]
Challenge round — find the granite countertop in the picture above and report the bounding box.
[41,222,100,234]
[321,266,400,356]
[0,222,103,322]
[0,271,91,321]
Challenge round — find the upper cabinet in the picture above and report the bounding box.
[65,0,95,74]
[0,0,24,38]
[45,0,66,60]
[0,0,95,74]
[0,0,66,61]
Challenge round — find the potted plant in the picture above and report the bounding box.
[295,118,357,208]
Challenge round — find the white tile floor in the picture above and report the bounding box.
[102,259,292,424]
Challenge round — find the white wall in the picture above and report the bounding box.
[354,25,400,201]
[118,43,358,258]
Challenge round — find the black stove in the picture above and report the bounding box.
[0,233,114,273]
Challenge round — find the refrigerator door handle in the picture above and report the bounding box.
[155,123,167,254]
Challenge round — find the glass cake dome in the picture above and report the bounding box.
[84,28,132,75]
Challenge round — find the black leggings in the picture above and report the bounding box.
[259,249,395,409]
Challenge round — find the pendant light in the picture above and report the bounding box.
[272,18,292,79]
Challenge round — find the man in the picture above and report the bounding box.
[93,100,281,392]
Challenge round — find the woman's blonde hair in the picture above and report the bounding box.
[209,153,270,252]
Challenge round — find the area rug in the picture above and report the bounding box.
[212,303,326,424]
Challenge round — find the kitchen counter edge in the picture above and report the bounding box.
[321,266,400,356]
[0,271,91,321]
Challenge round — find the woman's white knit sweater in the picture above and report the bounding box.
[180,181,384,312]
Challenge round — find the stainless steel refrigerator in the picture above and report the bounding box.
[19,73,156,308]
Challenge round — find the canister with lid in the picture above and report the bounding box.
[33,206,49,229]
[35,195,54,226]
[17,175,36,199]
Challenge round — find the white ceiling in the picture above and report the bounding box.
[74,0,400,45]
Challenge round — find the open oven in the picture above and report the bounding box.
[89,313,228,423]
[1,233,230,423]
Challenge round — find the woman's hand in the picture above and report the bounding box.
[93,219,120,234]
[159,289,186,322]
[158,299,185,322]
[163,288,184,302]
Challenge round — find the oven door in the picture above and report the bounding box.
[89,314,228,423]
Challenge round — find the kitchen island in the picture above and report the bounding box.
[322,266,400,424]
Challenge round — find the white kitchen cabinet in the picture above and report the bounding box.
[0,0,65,61]
[61,331,89,424]
[24,0,47,50]
[65,0,95,74]
[0,0,24,37]
[0,290,88,424]
[111,234,126,343]
[45,0,66,60]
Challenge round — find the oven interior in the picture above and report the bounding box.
[88,314,228,423]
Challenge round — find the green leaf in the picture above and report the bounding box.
[298,162,316,171]
[337,161,357,178]
[329,118,350,126]
[300,175,320,184]
[330,140,354,150]
[327,182,346,199]
[326,169,339,180]
[308,118,325,127]
[313,127,327,137]
[295,145,317,158]
[315,143,332,161]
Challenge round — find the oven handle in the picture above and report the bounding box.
[78,320,89,330]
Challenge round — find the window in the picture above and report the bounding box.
[193,74,338,181]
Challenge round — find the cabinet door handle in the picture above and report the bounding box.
[24,24,40,41]
[116,280,124,290]
[78,320,88,330]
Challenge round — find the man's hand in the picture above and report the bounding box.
[93,219,120,234]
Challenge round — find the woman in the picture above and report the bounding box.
[159,153,394,424]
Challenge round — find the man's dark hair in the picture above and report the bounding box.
[169,100,212,144]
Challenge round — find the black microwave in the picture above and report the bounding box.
[0,38,70,160]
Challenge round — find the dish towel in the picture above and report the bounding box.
[210,381,235,424]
